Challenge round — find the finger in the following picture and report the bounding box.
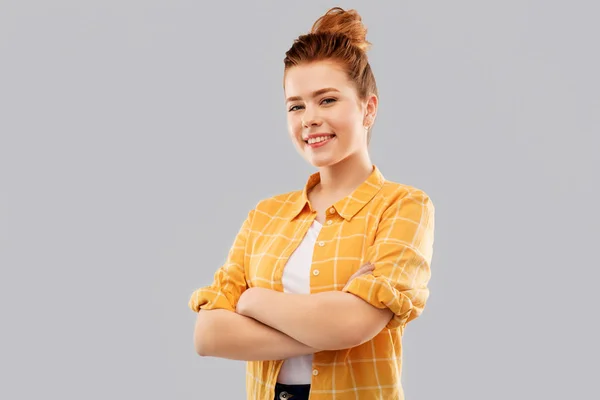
[358,266,375,275]
[348,264,374,281]
[354,267,371,276]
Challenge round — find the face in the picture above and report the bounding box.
[284,60,376,168]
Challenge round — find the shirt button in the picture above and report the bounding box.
[318,241,325,247]
[313,369,319,376]
[313,269,320,276]
[326,220,333,225]
[329,207,335,214]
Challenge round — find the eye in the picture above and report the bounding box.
[288,98,336,112]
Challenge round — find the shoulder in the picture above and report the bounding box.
[246,189,304,223]
[379,178,434,208]
[374,179,435,244]
[255,189,302,210]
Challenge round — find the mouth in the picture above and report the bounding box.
[304,134,336,147]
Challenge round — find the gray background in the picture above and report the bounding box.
[1,0,598,399]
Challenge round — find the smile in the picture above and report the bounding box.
[304,134,336,148]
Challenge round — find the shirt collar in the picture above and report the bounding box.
[289,164,386,221]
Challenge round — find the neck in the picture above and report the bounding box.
[317,150,373,196]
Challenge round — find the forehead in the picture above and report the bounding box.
[284,61,352,98]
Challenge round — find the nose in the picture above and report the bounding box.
[301,106,322,128]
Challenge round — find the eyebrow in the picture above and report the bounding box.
[285,87,340,103]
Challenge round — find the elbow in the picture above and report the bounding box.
[347,309,396,348]
[329,325,378,350]
[333,308,395,349]
[346,330,373,349]
[311,294,371,350]
[193,311,214,357]
[317,325,364,351]
[342,327,369,349]
[194,332,210,357]
[322,334,361,351]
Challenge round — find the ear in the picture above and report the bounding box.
[363,94,378,127]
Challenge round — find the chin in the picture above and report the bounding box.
[306,156,340,168]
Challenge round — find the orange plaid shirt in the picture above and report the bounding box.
[189,165,435,399]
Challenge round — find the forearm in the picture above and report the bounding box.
[240,290,361,351]
[194,309,322,361]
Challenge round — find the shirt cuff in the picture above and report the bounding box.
[188,286,237,313]
[342,274,414,330]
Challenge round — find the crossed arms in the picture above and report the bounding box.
[190,192,434,361]
[194,273,393,361]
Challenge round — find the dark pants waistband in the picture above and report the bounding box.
[274,382,311,400]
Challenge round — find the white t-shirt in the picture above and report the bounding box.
[276,219,323,384]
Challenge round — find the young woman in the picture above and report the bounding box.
[189,7,435,400]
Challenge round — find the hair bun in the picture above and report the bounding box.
[310,7,371,52]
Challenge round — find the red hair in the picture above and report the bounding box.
[283,7,379,143]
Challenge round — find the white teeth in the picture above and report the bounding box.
[307,135,334,144]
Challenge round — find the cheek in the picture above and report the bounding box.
[331,117,358,138]
[335,124,364,149]
[285,117,295,133]
[287,118,302,140]
[330,105,360,133]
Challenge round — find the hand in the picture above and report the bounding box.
[236,287,265,316]
[343,262,375,291]
[236,287,254,316]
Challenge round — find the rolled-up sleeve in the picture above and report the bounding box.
[188,209,254,313]
[342,190,435,330]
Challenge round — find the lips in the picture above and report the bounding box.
[303,134,336,144]
[304,134,336,149]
